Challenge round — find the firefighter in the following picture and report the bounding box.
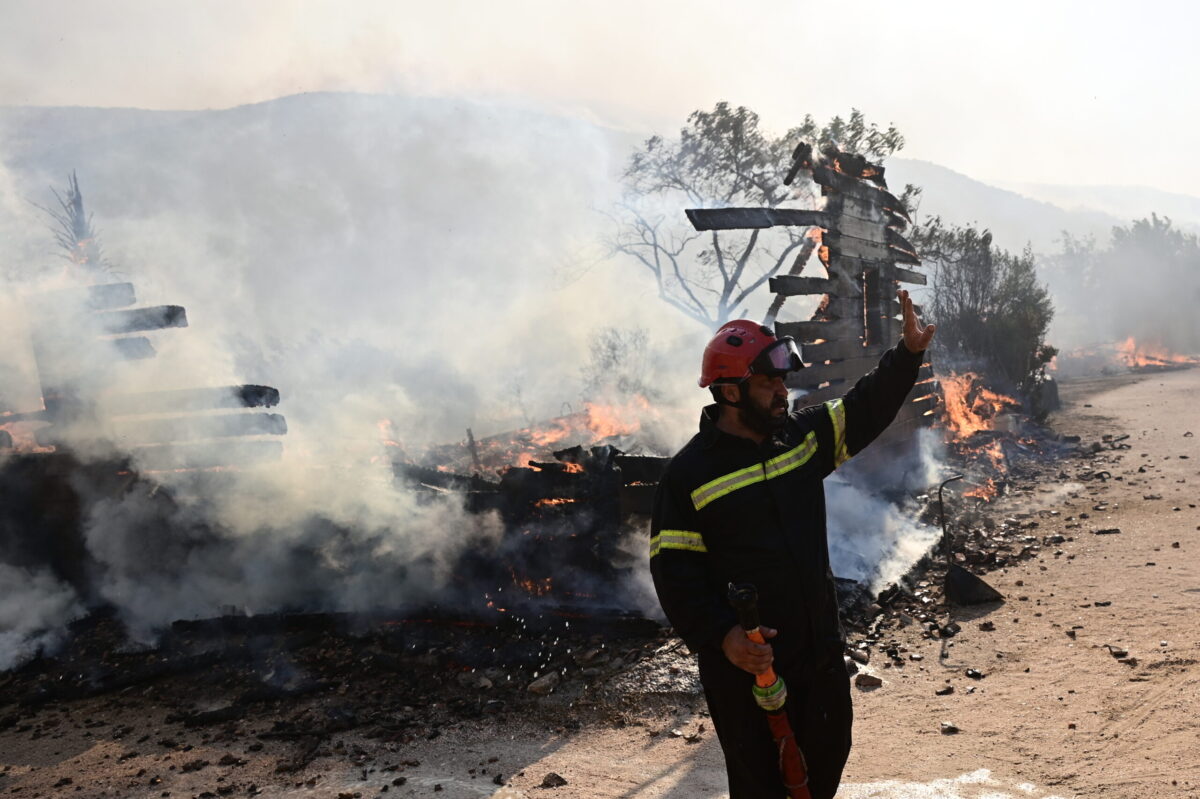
[650,289,935,799]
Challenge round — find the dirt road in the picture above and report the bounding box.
[2,367,1197,798]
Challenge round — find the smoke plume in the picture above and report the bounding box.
[0,93,943,666]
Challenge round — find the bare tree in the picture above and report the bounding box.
[610,104,905,329]
[35,171,109,275]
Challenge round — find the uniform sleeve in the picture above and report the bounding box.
[806,339,924,475]
[648,469,738,654]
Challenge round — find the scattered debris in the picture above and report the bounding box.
[855,673,883,689]
[540,772,569,788]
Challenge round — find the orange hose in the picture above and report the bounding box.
[744,627,777,687]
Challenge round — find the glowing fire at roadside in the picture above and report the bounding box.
[940,372,1021,439]
[1115,337,1200,369]
[964,477,999,502]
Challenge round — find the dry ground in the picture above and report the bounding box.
[2,367,1197,798]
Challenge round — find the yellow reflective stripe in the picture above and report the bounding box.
[690,462,767,511]
[763,432,818,479]
[690,433,820,511]
[826,398,849,467]
[649,530,707,558]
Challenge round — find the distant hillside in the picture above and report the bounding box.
[883,158,1123,253]
[994,180,1200,235]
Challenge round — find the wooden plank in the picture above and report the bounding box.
[131,439,284,471]
[684,207,830,232]
[115,412,287,445]
[838,194,886,224]
[816,296,864,320]
[790,354,885,385]
[826,232,890,262]
[789,382,847,406]
[36,412,289,447]
[872,261,929,286]
[802,338,870,363]
[829,213,887,243]
[769,274,860,298]
[896,394,940,421]
[111,336,156,360]
[811,165,911,221]
[774,319,859,342]
[97,305,188,335]
[826,232,921,265]
[102,385,281,416]
[886,228,919,258]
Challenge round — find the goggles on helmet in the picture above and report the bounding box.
[749,337,804,377]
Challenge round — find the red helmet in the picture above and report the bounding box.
[698,320,804,388]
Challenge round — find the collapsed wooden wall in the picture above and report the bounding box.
[687,146,939,443]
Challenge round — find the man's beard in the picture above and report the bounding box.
[739,395,788,436]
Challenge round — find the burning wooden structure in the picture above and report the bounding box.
[685,144,938,445]
[0,280,286,468]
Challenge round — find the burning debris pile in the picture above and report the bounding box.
[1052,337,1200,378]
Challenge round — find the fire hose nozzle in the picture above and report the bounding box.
[728,582,761,632]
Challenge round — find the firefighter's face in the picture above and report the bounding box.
[740,373,789,431]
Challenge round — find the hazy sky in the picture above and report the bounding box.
[1,0,1197,195]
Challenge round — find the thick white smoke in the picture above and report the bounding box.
[0,93,942,666]
[0,564,82,670]
[827,428,945,593]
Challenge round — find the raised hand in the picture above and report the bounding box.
[898,288,936,354]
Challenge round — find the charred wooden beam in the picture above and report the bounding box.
[886,228,919,259]
[791,353,891,385]
[122,413,287,445]
[824,232,921,265]
[684,208,830,232]
[810,165,910,221]
[131,439,283,471]
[801,338,870,363]
[111,336,157,360]
[774,319,860,342]
[768,275,859,298]
[837,194,886,225]
[809,295,862,320]
[394,462,498,493]
[97,305,187,335]
[817,147,887,186]
[35,414,287,446]
[102,385,281,416]
[882,265,927,286]
[828,214,884,242]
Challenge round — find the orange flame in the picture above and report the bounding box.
[1115,337,1200,369]
[584,397,648,439]
[964,477,999,502]
[940,372,1020,439]
[534,497,578,507]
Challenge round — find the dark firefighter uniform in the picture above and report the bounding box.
[649,340,924,799]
